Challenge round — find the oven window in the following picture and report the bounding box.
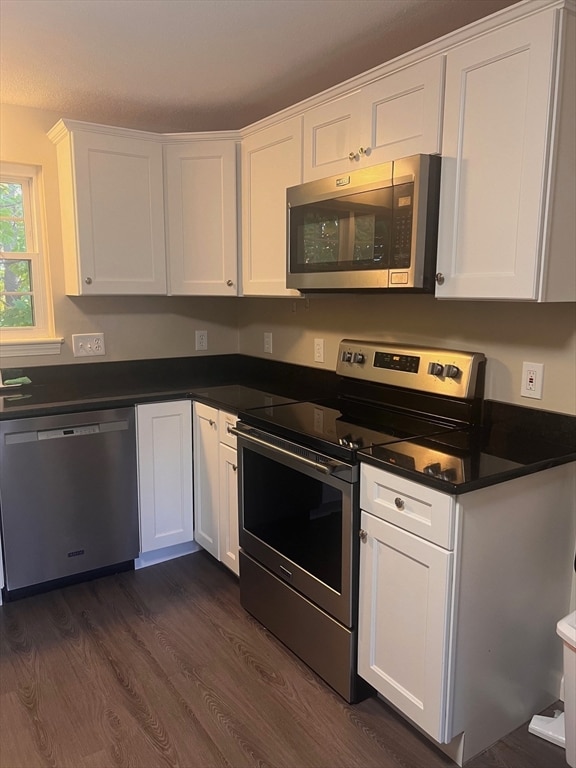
[242,450,342,592]
[289,188,393,273]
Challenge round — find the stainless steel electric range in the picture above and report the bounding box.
[232,339,486,702]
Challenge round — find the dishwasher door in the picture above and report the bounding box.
[0,407,139,592]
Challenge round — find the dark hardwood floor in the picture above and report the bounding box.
[0,551,567,768]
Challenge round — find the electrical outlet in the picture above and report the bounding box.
[72,333,105,357]
[314,338,325,363]
[195,330,208,351]
[264,332,273,354]
[521,362,544,399]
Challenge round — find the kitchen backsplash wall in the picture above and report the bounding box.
[237,295,576,416]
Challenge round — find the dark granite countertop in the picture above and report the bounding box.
[1,355,574,494]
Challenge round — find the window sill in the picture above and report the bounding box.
[0,338,64,357]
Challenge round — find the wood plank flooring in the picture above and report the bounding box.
[0,551,567,768]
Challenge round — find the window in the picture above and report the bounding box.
[0,163,59,355]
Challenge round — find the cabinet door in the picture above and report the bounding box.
[241,117,303,296]
[358,511,453,743]
[164,140,238,295]
[192,402,220,558]
[137,401,193,553]
[303,90,362,181]
[63,128,167,295]
[219,442,239,576]
[436,10,557,299]
[360,57,444,166]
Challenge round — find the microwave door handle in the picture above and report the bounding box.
[229,426,334,475]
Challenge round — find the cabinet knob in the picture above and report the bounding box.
[232,464,237,472]
[85,277,93,285]
[435,272,445,285]
[359,529,368,542]
[209,419,216,427]
[349,150,357,161]
[394,497,405,510]
[226,279,234,287]
[358,146,370,156]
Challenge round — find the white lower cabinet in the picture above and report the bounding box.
[136,400,194,554]
[193,402,239,575]
[359,461,576,765]
[358,471,454,742]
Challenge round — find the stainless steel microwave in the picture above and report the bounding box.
[286,154,441,292]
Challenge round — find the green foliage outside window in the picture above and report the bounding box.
[0,181,35,328]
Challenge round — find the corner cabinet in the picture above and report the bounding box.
[164,138,238,295]
[49,120,240,296]
[359,462,576,765]
[436,4,576,301]
[136,400,194,553]
[302,56,445,181]
[240,117,302,297]
[48,120,167,295]
[192,402,239,575]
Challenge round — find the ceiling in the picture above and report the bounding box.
[1,0,520,133]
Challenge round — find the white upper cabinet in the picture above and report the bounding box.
[164,138,238,295]
[49,120,167,295]
[303,56,445,181]
[241,116,302,296]
[49,120,239,297]
[436,5,575,301]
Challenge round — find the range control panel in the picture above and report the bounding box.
[336,339,486,400]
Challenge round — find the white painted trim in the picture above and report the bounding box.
[0,338,63,357]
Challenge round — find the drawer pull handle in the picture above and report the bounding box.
[394,497,405,510]
[359,529,367,542]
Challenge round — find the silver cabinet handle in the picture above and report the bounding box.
[394,497,405,510]
[85,277,93,285]
[359,529,367,542]
[226,279,233,287]
[435,272,445,285]
[348,150,357,161]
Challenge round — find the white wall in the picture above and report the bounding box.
[237,295,576,415]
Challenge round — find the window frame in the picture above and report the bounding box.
[0,162,61,356]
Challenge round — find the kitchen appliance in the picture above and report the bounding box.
[286,154,441,292]
[233,339,486,702]
[0,407,139,598]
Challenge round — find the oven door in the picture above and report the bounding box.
[234,424,358,628]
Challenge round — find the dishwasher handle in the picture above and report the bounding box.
[4,419,129,445]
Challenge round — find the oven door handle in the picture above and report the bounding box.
[229,426,336,475]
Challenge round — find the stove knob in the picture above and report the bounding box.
[428,362,444,377]
[424,462,442,476]
[440,468,457,482]
[352,352,365,364]
[342,351,353,363]
[443,364,461,379]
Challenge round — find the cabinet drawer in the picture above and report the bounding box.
[219,411,237,448]
[360,463,455,549]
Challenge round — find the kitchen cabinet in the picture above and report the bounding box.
[436,5,575,301]
[358,468,454,742]
[48,120,167,295]
[358,462,575,765]
[136,400,193,553]
[193,402,239,574]
[240,117,302,296]
[164,138,238,295]
[49,120,239,296]
[302,56,444,181]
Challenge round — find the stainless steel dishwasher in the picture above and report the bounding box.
[0,407,139,596]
